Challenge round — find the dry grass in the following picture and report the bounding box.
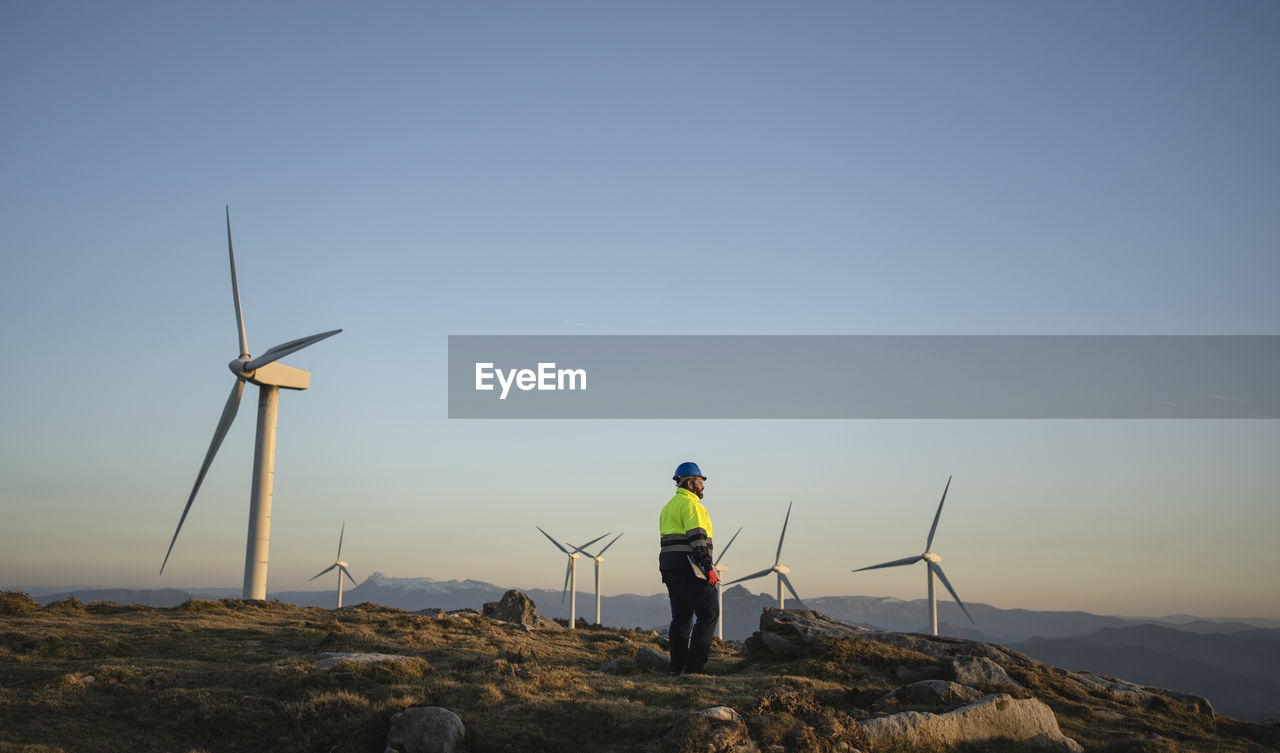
[0,592,1276,753]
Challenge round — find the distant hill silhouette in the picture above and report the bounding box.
[1012,624,1280,722]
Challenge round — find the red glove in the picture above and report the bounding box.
[707,569,719,587]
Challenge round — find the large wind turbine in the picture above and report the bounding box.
[569,532,623,626]
[851,475,974,636]
[713,525,742,640]
[160,207,342,600]
[727,502,806,610]
[310,522,357,608]
[536,527,608,630]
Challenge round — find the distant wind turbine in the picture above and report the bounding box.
[310,522,357,609]
[569,532,624,626]
[713,526,742,640]
[727,502,806,610]
[851,475,974,636]
[160,207,342,600]
[536,527,608,630]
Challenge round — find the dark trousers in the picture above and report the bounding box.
[663,575,719,674]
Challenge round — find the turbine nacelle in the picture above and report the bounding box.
[923,552,941,564]
[228,359,312,390]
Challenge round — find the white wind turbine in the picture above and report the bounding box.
[713,525,742,640]
[851,475,974,636]
[536,527,608,630]
[160,207,342,600]
[727,502,807,610]
[310,522,357,608]
[568,532,624,626]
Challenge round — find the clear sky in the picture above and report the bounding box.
[2,2,1277,621]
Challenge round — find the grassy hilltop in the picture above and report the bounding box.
[1,591,1276,753]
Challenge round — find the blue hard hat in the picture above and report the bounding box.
[672,461,706,480]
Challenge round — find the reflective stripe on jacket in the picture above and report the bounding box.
[658,487,714,576]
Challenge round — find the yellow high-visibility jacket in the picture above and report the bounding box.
[658,487,714,578]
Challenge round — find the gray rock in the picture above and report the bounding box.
[760,631,801,657]
[482,589,539,626]
[896,664,948,683]
[663,706,757,753]
[951,655,1024,691]
[385,706,465,753]
[860,693,1082,752]
[413,608,445,618]
[316,652,408,669]
[757,607,871,643]
[635,646,670,672]
[599,658,621,672]
[694,706,742,723]
[876,680,984,709]
[1067,671,1153,704]
[1159,688,1215,716]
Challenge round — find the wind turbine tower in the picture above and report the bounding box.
[851,476,974,636]
[310,522,357,608]
[537,527,608,629]
[160,207,342,600]
[727,502,806,610]
[713,526,742,640]
[568,533,623,626]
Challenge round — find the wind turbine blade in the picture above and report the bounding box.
[596,532,624,557]
[852,555,923,572]
[309,563,338,581]
[727,567,775,585]
[774,501,793,566]
[931,563,973,623]
[779,572,807,610]
[714,526,743,566]
[340,565,357,587]
[926,475,952,551]
[243,329,342,372]
[160,378,244,574]
[568,532,610,555]
[226,206,249,359]
[536,526,570,555]
[336,522,345,560]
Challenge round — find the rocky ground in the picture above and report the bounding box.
[1,590,1276,753]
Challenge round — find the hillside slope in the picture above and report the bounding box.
[1,591,1276,753]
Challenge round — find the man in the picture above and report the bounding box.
[658,461,719,675]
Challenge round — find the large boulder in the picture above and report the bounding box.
[482,590,538,625]
[860,693,1082,752]
[758,607,872,643]
[384,706,465,753]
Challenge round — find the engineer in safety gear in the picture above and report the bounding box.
[658,461,719,675]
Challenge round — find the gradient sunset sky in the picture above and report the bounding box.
[2,2,1277,621]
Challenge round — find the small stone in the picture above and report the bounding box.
[635,646,670,672]
[600,658,621,672]
[694,706,742,723]
[317,652,408,669]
